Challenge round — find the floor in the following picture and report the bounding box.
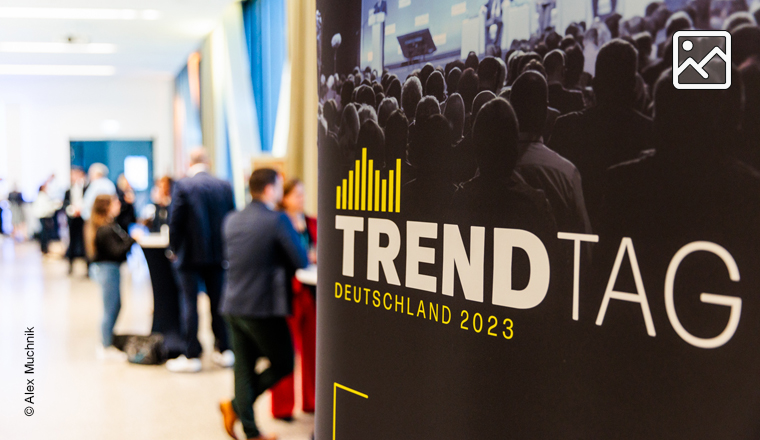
[0,238,314,440]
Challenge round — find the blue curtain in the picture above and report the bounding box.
[242,0,288,153]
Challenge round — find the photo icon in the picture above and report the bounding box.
[673,30,731,90]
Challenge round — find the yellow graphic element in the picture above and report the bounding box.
[348,171,354,210]
[368,159,374,212]
[374,170,380,211]
[333,382,368,440]
[336,148,401,213]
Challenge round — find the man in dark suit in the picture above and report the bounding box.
[543,49,585,115]
[64,166,88,275]
[218,168,308,440]
[549,39,653,231]
[167,148,236,373]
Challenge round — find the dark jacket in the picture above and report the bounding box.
[94,223,134,263]
[220,201,309,318]
[169,171,235,269]
[548,104,653,230]
[547,83,586,115]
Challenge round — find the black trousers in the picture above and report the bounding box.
[39,217,55,254]
[66,216,86,263]
[176,265,229,358]
[226,315,294,439]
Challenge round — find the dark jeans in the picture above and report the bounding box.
[39,217,55,254]
[226,315,294,439]
[176,266,229,358]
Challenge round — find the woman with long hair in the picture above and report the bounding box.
[85,194,134,361]
[270,178,317,420]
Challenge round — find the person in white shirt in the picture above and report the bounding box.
[82,163,116,221]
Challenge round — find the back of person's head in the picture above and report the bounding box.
[386,77,402,104]
[355,85,376,107]
[419,63,435,94]
[543,49,566,83]
[534,42,548,59]
[458,68,480,113]
[724,11,756,31]
[340,81,355,108]
[478,56,502,93]
[545,31,562,50]
[88,163,109,180]
[249,168,279,200]
[653,67,744,155]
[472,98,520,176]
[189,148,209,166]
[447,67,462,95]
[338,103,361,160]
[560,35,576,51]
[516,52,542,76]
[384,109,409,165]
[521,59,547,78]
[426,70,446,102]
[323,99,338,132]
[443,93,466,142]
[410,114,452,174]
[357,104,378,125]
[372,82,384,96]
[357,119,386,168]
[605,13,623,38]
[665,11,693,37]
[465,51,480,70]
[633,32,653,59]
[401,76,423,121]
[506,50,524,85]
[472,90,497,120]
[566,23,581,38]
[510,71,549,135]
[733,24,760,65]
[85,194,116,259]
[377,97,399,128]
[594,39,638,106]
[645,1,664,17]
[415,95,441,123]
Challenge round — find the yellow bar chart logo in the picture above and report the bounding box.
[335,148,401,213]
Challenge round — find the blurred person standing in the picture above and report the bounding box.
[8,184,27,241]
[149,176,173,233]
[64,167,88,274]
[270,178,317,420]
[32,183,61,255]
[82,163,116,221]
[219,169,308,440]
[85,194,133,361]
[167,148,235,373]
[115,174,137,232]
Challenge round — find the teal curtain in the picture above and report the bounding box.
[242,0,288,153]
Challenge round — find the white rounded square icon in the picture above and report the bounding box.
[673,30,731,90]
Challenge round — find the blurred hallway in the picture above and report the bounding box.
[0,238,313,439]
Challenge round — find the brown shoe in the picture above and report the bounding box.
[219,400,239,439]
[248,435,277,440]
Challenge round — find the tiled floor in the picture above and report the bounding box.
[0,238,314,439]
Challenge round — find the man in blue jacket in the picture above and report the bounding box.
[167,148,236,373]
[219,168,308,440]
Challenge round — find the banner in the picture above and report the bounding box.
[316,0,760,437]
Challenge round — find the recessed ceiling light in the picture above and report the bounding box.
[0,65,116,76]
[0,8,161,20]
[0,42,117,54]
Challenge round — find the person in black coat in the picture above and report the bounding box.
[543,49,586,115]
[167,148,236,373]
[549,39,653,231]
[218,168,308,440]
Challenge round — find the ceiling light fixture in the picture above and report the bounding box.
[0,65,116,76]
[0,42,117,54]
[0,8,161,20]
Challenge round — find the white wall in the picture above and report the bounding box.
[0,75,173,201]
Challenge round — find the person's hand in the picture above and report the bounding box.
[130,228,145,241]
[124,191,135,204]
[308,249,317,265]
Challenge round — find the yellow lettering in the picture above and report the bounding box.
[383,292,392,310]
[335,282,343,299]
[442,305,451,324]
[373,290,381,307]
[417,300,427,319]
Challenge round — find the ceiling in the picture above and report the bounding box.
[0,0,238,78]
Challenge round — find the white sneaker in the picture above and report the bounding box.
[166,355,202,373]
[96,346,127,362]
[212,350,235,368]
